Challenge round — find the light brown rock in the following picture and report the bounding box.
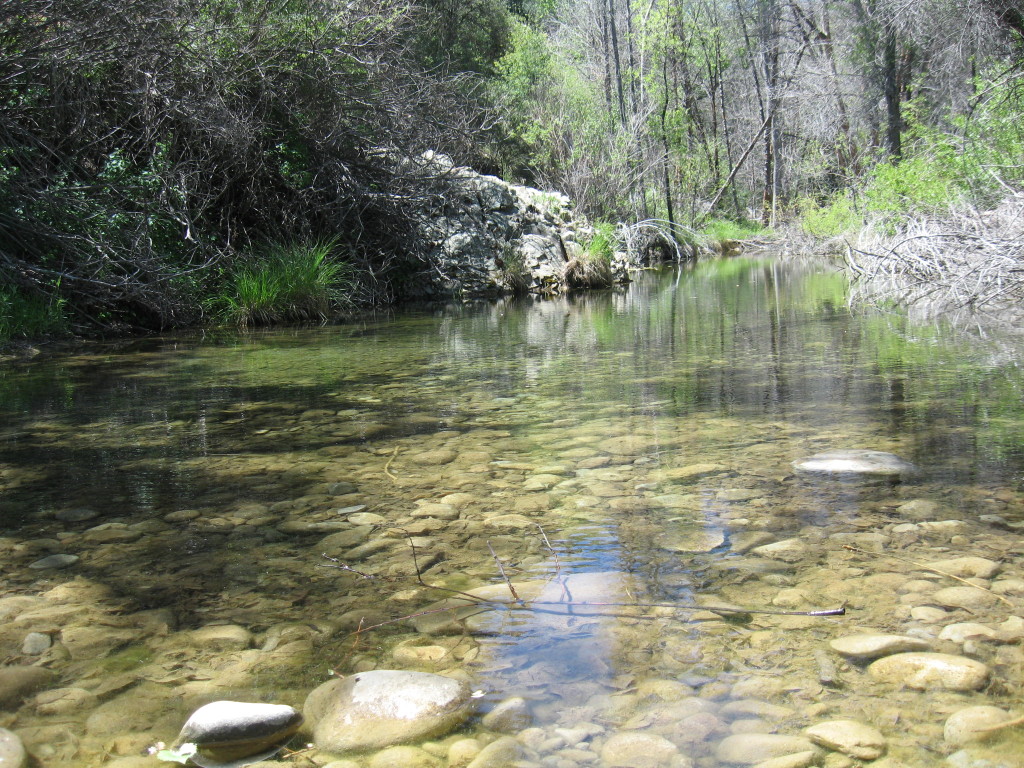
[805,719,886,759]
[828,633,931,661]
[943,706,1014,746]
[867,652,989,691]
[601,732,682,768]
[716,734,817,765]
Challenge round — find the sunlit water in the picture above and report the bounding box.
[1,259,1023,768]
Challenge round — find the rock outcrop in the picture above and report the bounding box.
[405,152,634,298]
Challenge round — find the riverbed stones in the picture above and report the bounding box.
[716,734,818,765]
[943,706,1014,746]
[0,728,26,768]
[175,700,304,762]
[305,671,474,753]
[867,652,989,691]
[792,450,916,477]
[465,736,524,768]
[662,528,726,553]
[804,720,887,760]
[829,633,932,661]
[938,623,998,643]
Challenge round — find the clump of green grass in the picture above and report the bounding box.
[564,221,616,290]
[215,238,354,327]
[0,286,69,343]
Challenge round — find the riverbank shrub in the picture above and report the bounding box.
[213,240,355,327]
[564,221,616,289]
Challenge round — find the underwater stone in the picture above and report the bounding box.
[792,450,916,477]
[943,706,1013,746]
[867,652,989,691]
[27,554,79,569]
[600,732,681,768]
[306,671,474,753]
[829,634,932,661]
[715,734,817,765]
[0,665,56,709]
[0,728,26,768]
[804,719,886,760]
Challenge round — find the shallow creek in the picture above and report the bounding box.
[1,259,1023,768]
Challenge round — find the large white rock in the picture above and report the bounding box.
[715,734,817,765]
[305,671,474,753]
[792,450,916,477]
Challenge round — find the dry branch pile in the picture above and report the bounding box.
[845,193,1024,324]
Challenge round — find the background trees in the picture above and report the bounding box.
[492,0,1024,233]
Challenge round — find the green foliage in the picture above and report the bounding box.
[213,239,355,327]
[584,221,617,262]
[797,195,862,238]
[700,218,765,242]
[0,287,69,343]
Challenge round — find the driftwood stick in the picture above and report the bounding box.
[487,540,521,602]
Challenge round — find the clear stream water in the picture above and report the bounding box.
[1,259,1023,768]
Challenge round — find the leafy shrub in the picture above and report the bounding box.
[798,195,862,238]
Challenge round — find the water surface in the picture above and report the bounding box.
[1,259,1023,767]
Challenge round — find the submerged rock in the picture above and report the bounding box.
[305,671,474,753]
[0,665,56,709]
[715,734,817,765]
[792,450,916,477]
[174,701,303,763]
[943,706,1014,746]
[0,728,26,768]
[829,633,932,661]
[867,652,989,691]
[27,553,79,569]
[600,732,682,768]
[804,719,886,759]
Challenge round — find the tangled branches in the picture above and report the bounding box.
[0,0,494,332]
[844,193,1024,325]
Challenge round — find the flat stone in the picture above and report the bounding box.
[482,514,536,529]
[730,532,776,554]
[910,606,948,623]
[751,538,808,563]
[60,625,138,660]
[27,554,79,570]
[318,526,373,553]
[0,728,26,768]
[54,508,99,522]
[896,499,943,520]
[943,706,1013,746]
[716,734,817,765]
[829,633,932,661]
[306,671,474,753]
[185,624,252,650]
[411,504,459,520]
[867,652,989,691]
[938,623,998,644]
[409,449,458,466]
[930,586,997,610]
[600,732,681,768]
[33,687,96,715]
[662,528,727,553]
[346,512,385,526]
[804,719,886,760]
[926,557,1001,579]
[652,463,730,483]
[793,450,916,477]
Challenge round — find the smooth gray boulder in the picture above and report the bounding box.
[305,671,474,753]
[793,450,916,477]
[867,652,989,691]
[174,700,303,763]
